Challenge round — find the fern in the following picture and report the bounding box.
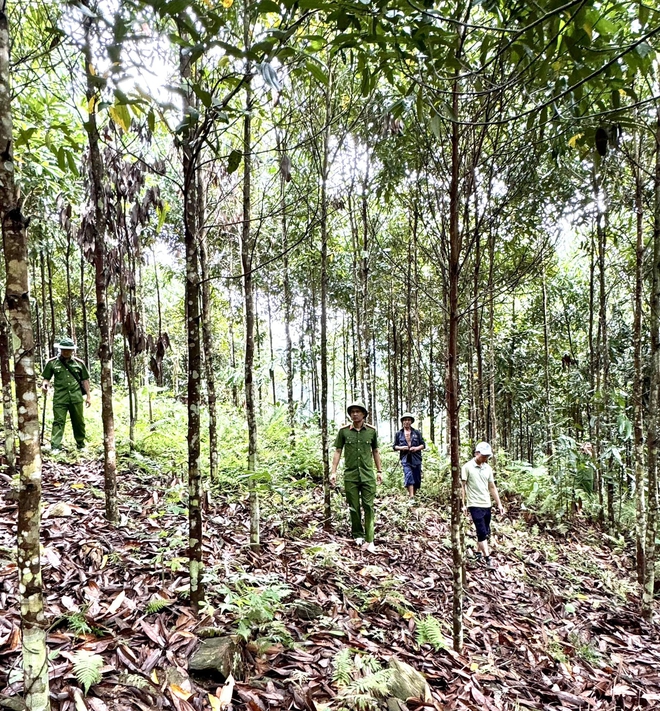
[332,648,353,687]
[72,650,103,694]
[416,615,448,651]
[65,612,92,636]
[144,598,173,615]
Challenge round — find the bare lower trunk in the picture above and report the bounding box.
[198,211,218,481]
[82,7,117,522]
[0,9,50,708]
[632,149,646,584]
[0,305,15,474]
[242,10,259,550]
[180,32,204,610]
[642,115,660,619]
[320,67,332,530]
[448,81,463,653]
[281,162,295,442]
[80,247,89,368]
[541,267,554,458]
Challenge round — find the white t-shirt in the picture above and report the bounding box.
[461,458,494,508]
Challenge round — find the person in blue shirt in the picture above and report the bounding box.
[393,413,426,503]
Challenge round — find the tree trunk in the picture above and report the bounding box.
[80,247,89,369]
[487,230,498,456]
[198,173,219,481]
[360,161,374,421]
[179,31,205,610]
[642,115,660,619]
[82,7,117,522]
[541,266,554,458]
[320,66,332,530]
[0,9,50,708]
[280,138,295,443]
[65,227,75,340]
[0,305,15,474]
[242,7,259,550]
[631,145,646,585]
[448,81,463,653]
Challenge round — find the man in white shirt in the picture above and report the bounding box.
[461,441,504,568]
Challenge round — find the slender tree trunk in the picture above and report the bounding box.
[0,10,50,707]
[82,8,117,522]
[40,250,49,359]
[642,115,660,619]
[632,149,646,585]
[487,230,498,456]
[360,161,374,420]
[179,31,204,609]
[448,81,463,653]
[429,332,435,443]
[266,292,276,406]
[242,9,259,550]
[319,67,332,530]
[65,228,75,340]
[280,143,295,443]
[47,245,55,342]
[80,247,89,369]
[0,305,15,474]
[198,174,219,481]
[541,266,554,458]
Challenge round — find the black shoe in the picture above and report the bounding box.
[473,552,483,563]
[484,556,496,569]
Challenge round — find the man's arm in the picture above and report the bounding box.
[489,481,504,515]
[372,449,382,484]
[461,481,468,513]
[330,448,342,486]
[82,379,92,407]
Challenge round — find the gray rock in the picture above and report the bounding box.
[189,637,245,682]
[289,600,324,621]
[387,657,431,702]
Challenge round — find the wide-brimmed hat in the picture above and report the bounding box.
[475,441,493,456]
[400,412,415,423]
[346,402,368,416]
[58,337,76,350]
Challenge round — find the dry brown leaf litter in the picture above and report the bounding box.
[0,460,658,711]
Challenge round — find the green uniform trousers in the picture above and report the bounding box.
[344,470,377,543]
[51,402,86,449]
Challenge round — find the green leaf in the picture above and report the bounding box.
[256,0,281,12]
[305,60,328,86]
[227,149,242,174]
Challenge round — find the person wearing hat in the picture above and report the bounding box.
[461,441,504,568]
[41,338,91,453]
[393,413,426,502]
[330,402,382,553]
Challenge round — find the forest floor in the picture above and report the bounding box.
[1,459,659,711]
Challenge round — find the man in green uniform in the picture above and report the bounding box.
[41,338,91,453]
[330,402,382,553]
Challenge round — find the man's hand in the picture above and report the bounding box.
[85,395,92,409]
[463,505,468,517]
[376,471,383,485]
[330,472,337,487]
[41,381,49,391]
[497,504,504,516]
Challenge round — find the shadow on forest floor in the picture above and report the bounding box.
[0,458,659,710]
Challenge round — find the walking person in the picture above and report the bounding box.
[330,402,382,553]
[41,337,91,453]
[393,412,426,503]
[461,441,504,568]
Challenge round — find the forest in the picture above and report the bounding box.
[1,0,660,709]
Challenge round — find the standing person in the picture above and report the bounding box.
[393,412,426,503]
[461,441,504,568]
[330,402,382,553]
[41,337,91,453]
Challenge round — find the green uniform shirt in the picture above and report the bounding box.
[42,357,89,405]
[461,458,494,508]
[334,424,379,477]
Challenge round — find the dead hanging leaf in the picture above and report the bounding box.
[280,154,292,182]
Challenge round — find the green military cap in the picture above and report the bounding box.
[400,412,415,423]
[58,337,76,349]
[347,401,368,416]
